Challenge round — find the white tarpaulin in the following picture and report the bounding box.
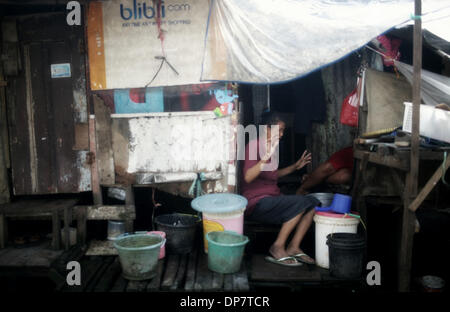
[395,60,450,106]
[201,0,450,84]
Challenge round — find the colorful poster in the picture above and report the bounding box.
[87,0,211,90]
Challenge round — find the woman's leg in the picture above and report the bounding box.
[286,208,315,262]
[269,213,303,261]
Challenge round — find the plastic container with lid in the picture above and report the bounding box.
[191,193,248,253]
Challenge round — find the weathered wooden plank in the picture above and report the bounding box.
[161,254,180,290]
[85,256,115,292]
[110,275,128,292]
[89,115,103,204]
[184,249,198,291]
[1,199,78,217]
[76,206,87,245]
[94,257,122,292]
[0,213,5,248]
[147,259,165,292]
[0,242,62,267]
[64,206,71,250]
[354,149,409,171]
[74,123,89,150]
[171,254,188,290]
[94,95,115,185]
[127,280,149,292]
[223,274,233,291]
[80,205,136,220]
[399,0,422,292]
[232,263,249,292]
[212,272,224,291]
[409,154,450,212]
[124,186,134,232]
[52,208,61,250]
[86,240,117,256]
[194,252,213,291]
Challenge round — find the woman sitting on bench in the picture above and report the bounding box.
[241,111,320,266]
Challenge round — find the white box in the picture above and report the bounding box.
[403,102,450,144]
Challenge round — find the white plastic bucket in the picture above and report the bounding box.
[313,211,360,269]
[202,208,245,253]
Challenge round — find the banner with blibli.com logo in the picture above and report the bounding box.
[87,0,210,90]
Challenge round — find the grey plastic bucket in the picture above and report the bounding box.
[113,232,165,281]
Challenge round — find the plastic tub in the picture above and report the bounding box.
[107,220,125,241]
[147,231,166,259]
[113,232,165,280]
[154,213,201,254]
[327,233,366,279]
[308,193,334,207]
[420,275,446,292]
[313,211,360,269]
[206,231,249,274]
[191,193,248,253]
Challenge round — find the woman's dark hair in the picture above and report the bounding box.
[260,110,285,126]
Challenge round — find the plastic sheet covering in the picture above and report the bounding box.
[394,60,450,106]
[201,0,450,84]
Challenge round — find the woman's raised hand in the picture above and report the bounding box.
[295,150,312,170]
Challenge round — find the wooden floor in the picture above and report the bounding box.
[56,247,250,292]
[1,243,365,292]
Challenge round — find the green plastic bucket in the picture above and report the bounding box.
[113,232,165,281]
[206,231,249,274]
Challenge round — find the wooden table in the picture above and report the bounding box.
[352,143,450,291]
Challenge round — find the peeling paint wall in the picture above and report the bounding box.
[112,111,234,196]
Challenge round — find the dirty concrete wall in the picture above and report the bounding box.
[307,53,360,167]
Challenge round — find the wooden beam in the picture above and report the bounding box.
[75,204,136,220]
[93,95,115,185]
[409,154,450,212]
[89,115,103,204]
[353,149,409,171]
[399,0,422,293]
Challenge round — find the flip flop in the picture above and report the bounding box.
[264,256,303,267]
[291,253,315,265]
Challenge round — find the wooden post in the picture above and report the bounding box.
[52,208,61,250]
[89,115,103,204]
[76,206,87,245]
[399,0,422,292]
[125,185,134,232]
[0,212,5,248]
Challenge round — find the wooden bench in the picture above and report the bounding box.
[0,199,78,250]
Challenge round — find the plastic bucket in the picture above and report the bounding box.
[113,232,165,281]
[202,208,245,253]
[313,211,360,269]
[308,193,334,207]
[147,231,166,259]
[420,275,446,292]
[154,213,201,254]
[206,231,249,274]
[326,233,366,279]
